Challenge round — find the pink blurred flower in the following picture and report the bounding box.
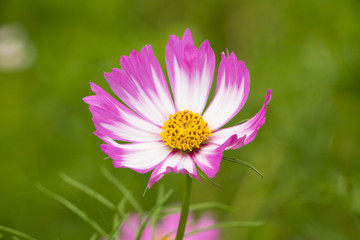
[84,29,271,188]
[119,212,219,240]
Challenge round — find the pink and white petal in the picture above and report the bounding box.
[186,213,220,240]
[203,51,250,130]
[148,151,200,188]
[83,83,162,143]
[192,134,240,178]
[192,144,223,178]
[165,28,215,113]
[104,45,175,126]
[209,89,272,150]
[100,141,172,174]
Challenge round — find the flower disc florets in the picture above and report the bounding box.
[160,110,212,152]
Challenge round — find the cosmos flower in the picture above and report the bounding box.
[84,29,271,188]
[118,212,219,240]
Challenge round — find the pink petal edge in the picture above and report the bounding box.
[165,28,215,114]
[83,83,162,143]
[192,134,240,178]
[148,150,200,188]
[104,45,175,126]
[98,138,172,174]
[203,51,251,130]
[209,89,272,150]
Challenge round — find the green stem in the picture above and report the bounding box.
[175,175,193,240]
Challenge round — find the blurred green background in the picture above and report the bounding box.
[1,0,359,239]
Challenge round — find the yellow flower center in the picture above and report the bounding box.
[157,237,170,240]
[160,110,212,152]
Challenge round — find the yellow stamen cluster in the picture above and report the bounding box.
[156,236,170,240]
[160,110,212,152]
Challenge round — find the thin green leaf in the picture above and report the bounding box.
[190,202,234,212]
[165,202,233,215]
[150,207,163,240]
[117,197,139,239]
[60,172,115,210]
[37,184,107,237]
[222,156,263,178]
[151,186,173,240]
[101,167,143,213]
[110,197,129,240]
[0,225,37,240]
[111,215,119,240]
[156,185,165,204]
[108,213,129,240]
[111,210,120,240]
[230,118,249,126]
[136,214,152,240]
[185,221,264,237]
[142,181,150,199]
[136,188,173,240]
[89,233,98,240]
[197,170,222,188]
[117,196,129,216]
[158,189,173,206]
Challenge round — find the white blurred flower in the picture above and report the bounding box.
[0,23,36,72]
